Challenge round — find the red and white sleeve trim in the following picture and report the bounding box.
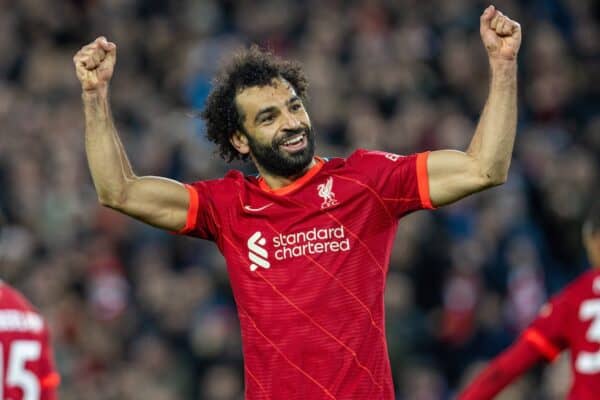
[416,151,435,209]
[178,184,199,234]
[523,328,561,362]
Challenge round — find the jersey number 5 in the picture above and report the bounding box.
[0,340,42,400]
[576,299,600,374]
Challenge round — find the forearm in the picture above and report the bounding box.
[83,88,135,206]
[458,338,543,400]
[467,60,517,185]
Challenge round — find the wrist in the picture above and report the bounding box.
[489,58,517,73]
[82,84,109,99]
[489,59,517,84]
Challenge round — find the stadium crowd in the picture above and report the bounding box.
[0,0,598,398]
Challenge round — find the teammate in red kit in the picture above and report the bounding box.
[74,5,521,399]
[0,281,60,400]
[459,203,600,400]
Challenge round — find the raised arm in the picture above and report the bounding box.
[427,6,521,207]
[458,336,545,400]
[74,37,189,231]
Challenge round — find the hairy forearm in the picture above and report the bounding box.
[467,60,517,185]
[83,88,135,206]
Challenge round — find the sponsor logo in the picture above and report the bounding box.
[247,232,270,272]
[246,226,352,270]
[244,203,273,212]
[272,225,350,261]
[317,177,338,209]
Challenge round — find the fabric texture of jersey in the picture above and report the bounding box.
[524,269,600,400]
[0,281,59,400]
[178,149,433,399]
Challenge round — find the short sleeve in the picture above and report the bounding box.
[175,181,220,240]
[346,149,435,218]
[524,294,570,361]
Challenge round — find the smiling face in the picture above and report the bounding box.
[231,78,315,177]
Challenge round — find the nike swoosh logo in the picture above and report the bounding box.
[244,203,273,212]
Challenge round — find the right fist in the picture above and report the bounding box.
[73,36,117,91]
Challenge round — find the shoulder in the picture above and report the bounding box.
[345,149,419,168]
[575,269,600,296]
[570,269,600,292]
[187,169,253,195]
[0,283,46,332]
[0,282,35,311]
[347,149,401,162]
[554,270,600,305]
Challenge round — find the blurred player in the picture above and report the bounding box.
[459,203,600,399]
[74,5,520,399]
[0,281,59,400]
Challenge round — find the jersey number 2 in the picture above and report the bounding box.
[0,340,41,400]
[576,299,600,374]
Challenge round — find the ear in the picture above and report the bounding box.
[230,131,250,155]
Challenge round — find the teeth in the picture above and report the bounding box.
[283,135,304,145]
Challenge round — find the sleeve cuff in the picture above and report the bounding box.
[416,151,435,210]
[523,328,561,361]
[41,372,60,388]
[177,184,199,234]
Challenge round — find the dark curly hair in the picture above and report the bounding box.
[201,45,309,162]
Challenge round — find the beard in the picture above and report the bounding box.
[246,126,316,177]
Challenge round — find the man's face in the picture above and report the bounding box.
[234,78,314,177]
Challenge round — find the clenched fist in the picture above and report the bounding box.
[480,6,521,62]
[73,36,117,92]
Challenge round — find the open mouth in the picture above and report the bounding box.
[279,132,307,152]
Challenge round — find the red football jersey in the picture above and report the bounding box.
[179,149,433,399]
[524,269,600,399]
[0,281,59,400]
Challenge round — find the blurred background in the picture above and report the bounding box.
[0,0,598,399]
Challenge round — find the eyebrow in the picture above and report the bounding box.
[253,96,301,124]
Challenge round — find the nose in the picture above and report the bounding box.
[281,110,302,131]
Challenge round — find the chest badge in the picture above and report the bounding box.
[317,177,339,210]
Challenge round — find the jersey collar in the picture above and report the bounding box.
[257,157,325,196]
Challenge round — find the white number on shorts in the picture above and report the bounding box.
[0,340,41,400]
[576,299,600,374]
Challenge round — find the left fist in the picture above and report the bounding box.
[480,5,521,61]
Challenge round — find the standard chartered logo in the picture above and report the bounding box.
[248,231,270,272]
[274,226,351,260]
[247,226,351,271]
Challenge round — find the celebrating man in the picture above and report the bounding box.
[74,6,520,399]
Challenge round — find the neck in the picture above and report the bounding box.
[257,158,317,190]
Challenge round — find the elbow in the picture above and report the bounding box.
[94,177,136,210]
[483,171,508,188]
[97,189,127,210]
[475,159,510,188]
[97,195,121,210]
